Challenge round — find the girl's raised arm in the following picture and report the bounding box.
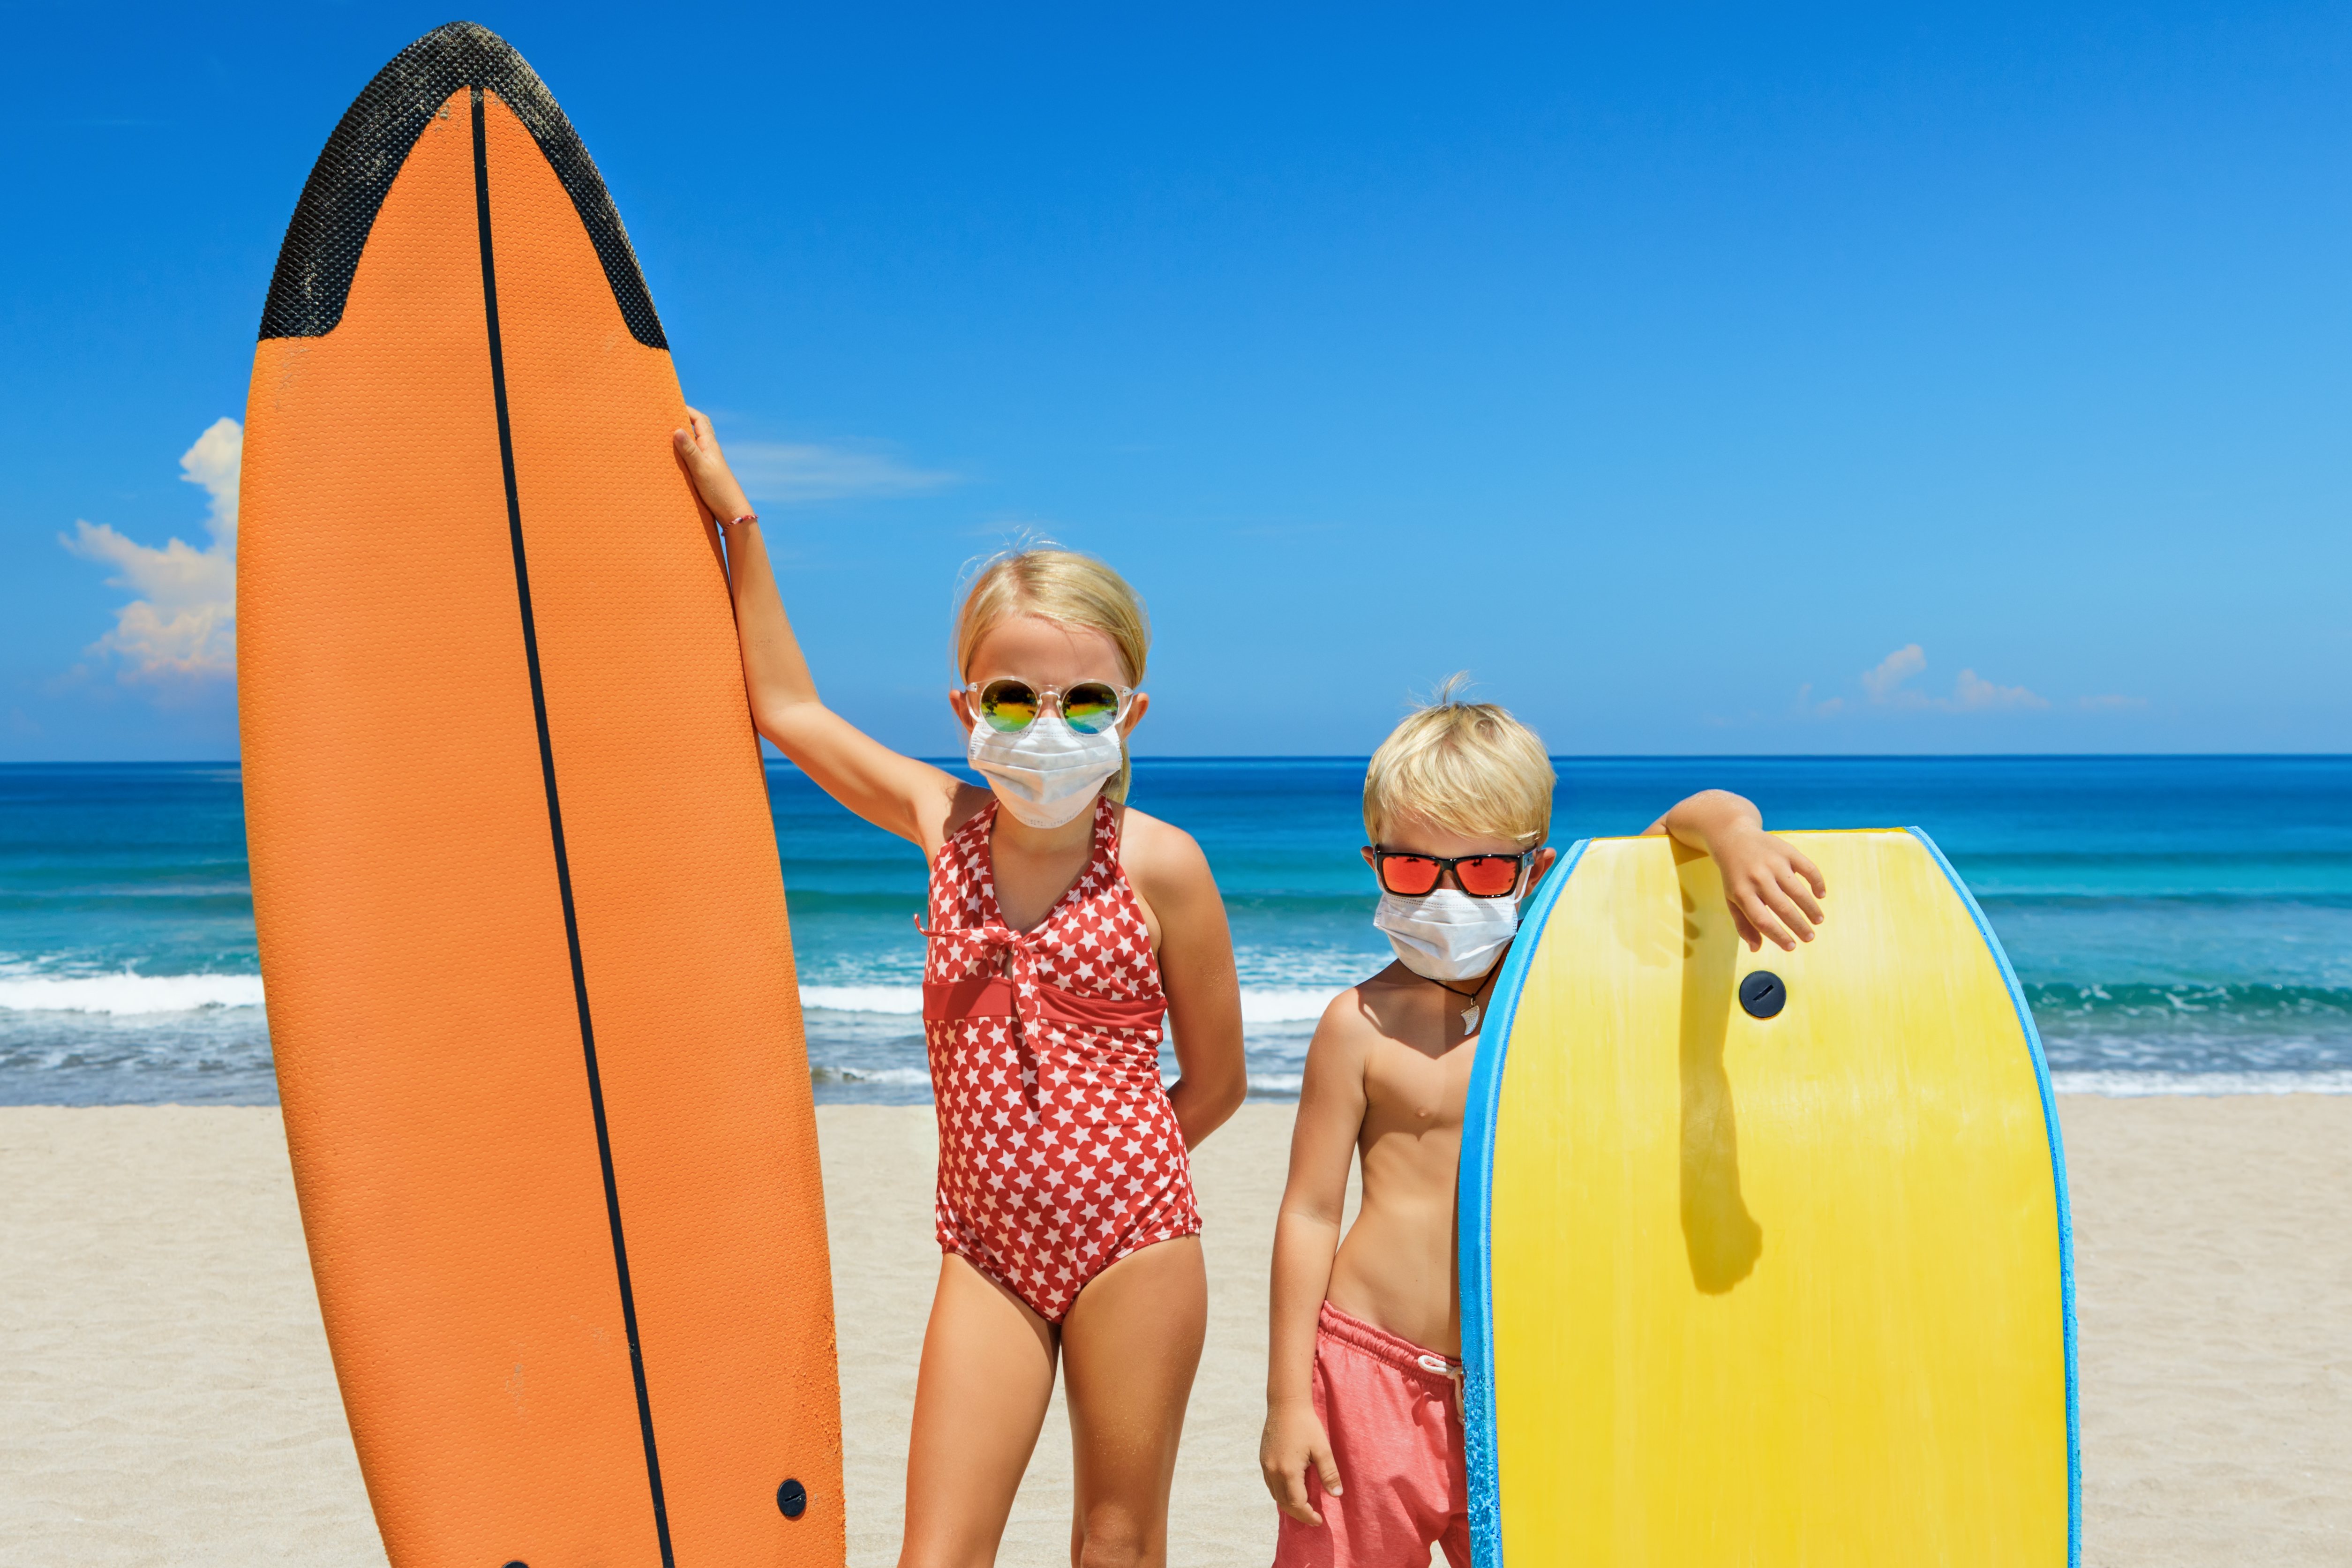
[673,408,963,849]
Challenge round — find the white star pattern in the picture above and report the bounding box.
[921,798,1199,1323]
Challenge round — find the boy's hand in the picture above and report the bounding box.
[671,406,754,522]
[1712,825,1826,953]
[1650,790,1829,952]
[1260,1401,1343,1526]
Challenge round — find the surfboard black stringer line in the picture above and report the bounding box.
[467,82,676,1568]
[259,20,666,349]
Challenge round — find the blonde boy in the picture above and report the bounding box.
[1260,692,1825,1567]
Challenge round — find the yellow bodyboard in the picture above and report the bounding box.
[1459,830,2078,1566]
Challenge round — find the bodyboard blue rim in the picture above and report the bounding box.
[1906,825,2084,1568]
[1457,835,1588,1568]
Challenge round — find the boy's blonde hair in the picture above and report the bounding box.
[1363,677,1555,848]
[954,547,1150,803]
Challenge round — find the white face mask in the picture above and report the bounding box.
[1374,887,1521,982]
[967,709,1124,829]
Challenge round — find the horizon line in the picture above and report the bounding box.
[5,750,2348,769]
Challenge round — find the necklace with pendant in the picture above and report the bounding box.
[1425,966,1500,1036]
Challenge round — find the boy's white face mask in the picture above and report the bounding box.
[967,708,1124,829]
[1374,887,1521,982]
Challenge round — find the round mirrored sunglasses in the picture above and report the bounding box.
[967,677,1135,735]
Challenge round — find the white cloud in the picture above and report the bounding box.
[1829,643,2049,714]
[727,439,957,504]
[1860,643,1927,701]
[1951,668,2049,711]
[62,418,240,684]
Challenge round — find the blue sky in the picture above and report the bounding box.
[5,3,2348,760]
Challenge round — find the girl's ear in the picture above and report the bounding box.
[1525,844,1560,892]
[948,687,977,734]
[1119,690,1151,736]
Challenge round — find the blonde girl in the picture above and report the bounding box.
[673,412,1248,1568]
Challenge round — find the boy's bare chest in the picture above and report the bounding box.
[1361,1031,1476,1138]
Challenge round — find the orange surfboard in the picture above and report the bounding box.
[238,24,842,1567]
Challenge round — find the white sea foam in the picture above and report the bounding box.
[1245,1070,2352,1101]
[799,984,925,1015]
[797,983,1344,1024]
[1238,989,1346,1024]
[0,973,1346,1026]
[26,977,2342,1099]
[808,1065,931,1085]
[0,970,265,1015]
[2051,1069,2352,1096]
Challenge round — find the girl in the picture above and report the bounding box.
[673,411,1249,1568]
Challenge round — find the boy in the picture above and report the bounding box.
[1259,691,1826,1567]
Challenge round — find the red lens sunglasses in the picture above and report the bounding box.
[1367,847,1532,899]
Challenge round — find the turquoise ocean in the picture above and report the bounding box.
[2,756,2347,1105]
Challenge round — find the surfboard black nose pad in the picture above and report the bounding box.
[778,1478,808,1519]
[1739,970,1786,1020]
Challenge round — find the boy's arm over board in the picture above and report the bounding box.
[1646,788,1828,953]
[1260,995,1371,1526]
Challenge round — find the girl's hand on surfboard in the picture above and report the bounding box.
[1713,826,1827,953]
[672,406,753,522]
[1260,1402,1343,1525]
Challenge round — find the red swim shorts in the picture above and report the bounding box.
[1272,1300,1469,1568]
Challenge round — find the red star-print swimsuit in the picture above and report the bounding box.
[920,795,1201,1323]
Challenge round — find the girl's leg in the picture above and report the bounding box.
[899,1253,1059,1568]
[1058,1237,1209,1568]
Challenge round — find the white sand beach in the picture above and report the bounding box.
[2,1098,2346,1566]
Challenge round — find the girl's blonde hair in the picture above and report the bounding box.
[1363,675,1555,848]
[954,548,1151,803]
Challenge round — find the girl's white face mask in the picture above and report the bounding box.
[1374,887,1521,982]
[967,708,1124,829]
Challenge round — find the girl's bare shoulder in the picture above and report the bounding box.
[1113,804,1217,903]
